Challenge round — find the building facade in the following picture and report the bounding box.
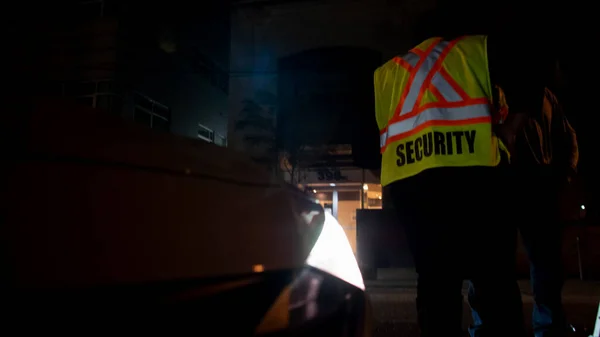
[228,0,439,251]
[22,0,230,146]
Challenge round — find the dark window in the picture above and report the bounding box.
[134,108,151,127]
[198,125,214,142]
[65,81,96,96]
[75,96,94,107]
[111,96,123,115]
[96,94,122,115]
[96,94,111,110]
[214,134,227,147]
[153,105,170,120]
[133,92,170,131]
[97,80,113,93]
[152,117,170,132]
[135,95,154,112]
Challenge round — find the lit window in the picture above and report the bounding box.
[198,124,214,142]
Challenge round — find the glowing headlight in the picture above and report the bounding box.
[255,212,366,335]
[285,213,366,329]
[305,212,365,290]
[593,302,600,337]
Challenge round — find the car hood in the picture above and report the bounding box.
[1,98,313,288]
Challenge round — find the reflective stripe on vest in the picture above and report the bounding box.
[379,38,491,152]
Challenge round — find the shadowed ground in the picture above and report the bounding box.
[368,269,600,337]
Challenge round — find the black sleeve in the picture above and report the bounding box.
[487,35,547,117]
[552,102,579,173]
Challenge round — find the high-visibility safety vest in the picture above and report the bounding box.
[375,35,503,186]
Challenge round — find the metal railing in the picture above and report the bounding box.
[197,123,227,147]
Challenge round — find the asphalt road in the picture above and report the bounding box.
[367,271,600,337]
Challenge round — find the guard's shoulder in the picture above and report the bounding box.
[375,57,399,75]
[459,35,488,45]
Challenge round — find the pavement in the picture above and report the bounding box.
[366,268,600,337]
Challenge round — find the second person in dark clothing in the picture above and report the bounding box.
[469,86,578,337]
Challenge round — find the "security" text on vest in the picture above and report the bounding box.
[396,130,476,166]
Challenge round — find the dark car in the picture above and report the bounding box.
[1,98,370,336]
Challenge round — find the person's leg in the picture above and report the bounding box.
[417,272,464,336]
[468,247,526,337]
[468,252,525,337]
[521,172,567,337]
[388,169,468,337]
[466,166,527,337]
[522,223,566,337]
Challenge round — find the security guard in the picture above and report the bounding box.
[374,15,548,337]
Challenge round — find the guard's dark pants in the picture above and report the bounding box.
[388,167,525,337]
[469,166,567,337]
